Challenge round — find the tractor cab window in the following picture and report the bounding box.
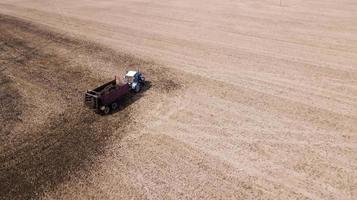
[125,76,134,83]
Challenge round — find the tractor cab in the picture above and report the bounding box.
[124,70,145,92]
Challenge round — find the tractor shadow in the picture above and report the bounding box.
[108,81,152,115]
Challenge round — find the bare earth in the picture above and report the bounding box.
[0,0,357,199]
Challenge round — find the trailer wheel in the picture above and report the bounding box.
[111,102,118,110]
[103,106,110,115]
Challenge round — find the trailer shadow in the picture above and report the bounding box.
[108,81,152,115]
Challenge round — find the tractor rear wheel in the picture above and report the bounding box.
[135,83,141,93]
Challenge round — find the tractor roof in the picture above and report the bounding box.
[125,71,137,77]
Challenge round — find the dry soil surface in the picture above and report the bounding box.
[0,0,357,199]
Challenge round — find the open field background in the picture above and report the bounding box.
[1,0,357,199]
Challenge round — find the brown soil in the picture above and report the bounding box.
[0,14,181,199]
[0,1,357,199]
